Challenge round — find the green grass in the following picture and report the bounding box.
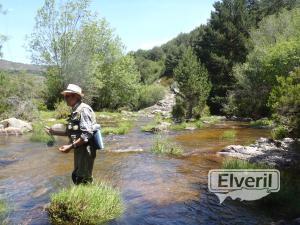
[220,130,237,140]
[222,158,273,169]
[47,182,124,225]
[0,200,7,222]
[30,122,55,144]
[141,123,157,132]
[170,122,187,131]
[102,121,133,135]
[250,118,274,128]
[151,135,183,156]
[200,116,222,124]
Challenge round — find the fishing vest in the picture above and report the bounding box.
[67,102,96,142]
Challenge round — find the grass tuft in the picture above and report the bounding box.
[47,182,124,225]
[151,135,183,156]
[250,118,274,128]
[222,158,272,169]
[220,130,237,140]
[30,122,55,144]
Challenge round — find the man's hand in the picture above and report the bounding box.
[45,126,53,135]
[59,144,72,153]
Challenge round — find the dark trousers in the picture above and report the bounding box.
[72,169,93,185]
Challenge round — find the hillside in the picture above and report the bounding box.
[0,59,45,75]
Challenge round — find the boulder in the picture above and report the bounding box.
[0,118,32,133]
[219,138,300,169]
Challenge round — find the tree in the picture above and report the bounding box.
[29,0,124,108]
[173,47,211,120]
[268,68,300,138]
[93,55,141,110]
[195,0,254,114]
[225,8,300,118]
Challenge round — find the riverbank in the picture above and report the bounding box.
[219,137,300,169]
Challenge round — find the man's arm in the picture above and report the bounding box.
[45,126,68,136]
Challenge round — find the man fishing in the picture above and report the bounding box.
[46,84,97,185]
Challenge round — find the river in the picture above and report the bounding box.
[0,115,276,225]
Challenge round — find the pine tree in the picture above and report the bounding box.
[173,47,211,120]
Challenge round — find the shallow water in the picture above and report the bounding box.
[0,116,275,225]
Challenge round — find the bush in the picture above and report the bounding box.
[54,101,70,119]
[47,182,124,225]
[136,84,165,109]
[0,71,44,121]
[268,68,300,138]
[151,135,183,156]
[271,125,289,139]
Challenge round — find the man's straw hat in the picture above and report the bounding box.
[61,84,84,97]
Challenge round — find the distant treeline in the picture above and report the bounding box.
[130,0,300,137]
[0,0,299,138]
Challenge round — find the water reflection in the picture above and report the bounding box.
[0,118,273,224]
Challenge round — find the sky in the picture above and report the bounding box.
[0,0,216,64]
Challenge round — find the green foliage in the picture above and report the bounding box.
[195,0,254,114]
[102,121,133,135]
[173,47,211,120]
[220,130,237,140]
[250,118,274,128]
[54,101,70,119]
[0,71,45,121]
[226,8,300,118]
[0,199,7,221]
[269,68,300,137]
[222,158,272,169]
[47,182,124,225]
[94,55,141,110]
[30,122,55,144]
[136,84,165,110]
[44,67,64,109]
[29,0,128,109]
[133,54,165,84]
[170,122,187,131]
[151,135,183,156]
[271,125,289,139]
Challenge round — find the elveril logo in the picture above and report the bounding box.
[208,169,280,204]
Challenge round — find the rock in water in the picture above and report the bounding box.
[0,118,32,135]
[219,138,300,169]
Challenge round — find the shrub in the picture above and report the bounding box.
[47,182,124,225]
[136,84,165,109]
[268,68,300,138]
[54,101,70,119]
[151,135,183,156]
[271,125,289,139]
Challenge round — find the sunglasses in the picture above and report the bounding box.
[64,94,75,99]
